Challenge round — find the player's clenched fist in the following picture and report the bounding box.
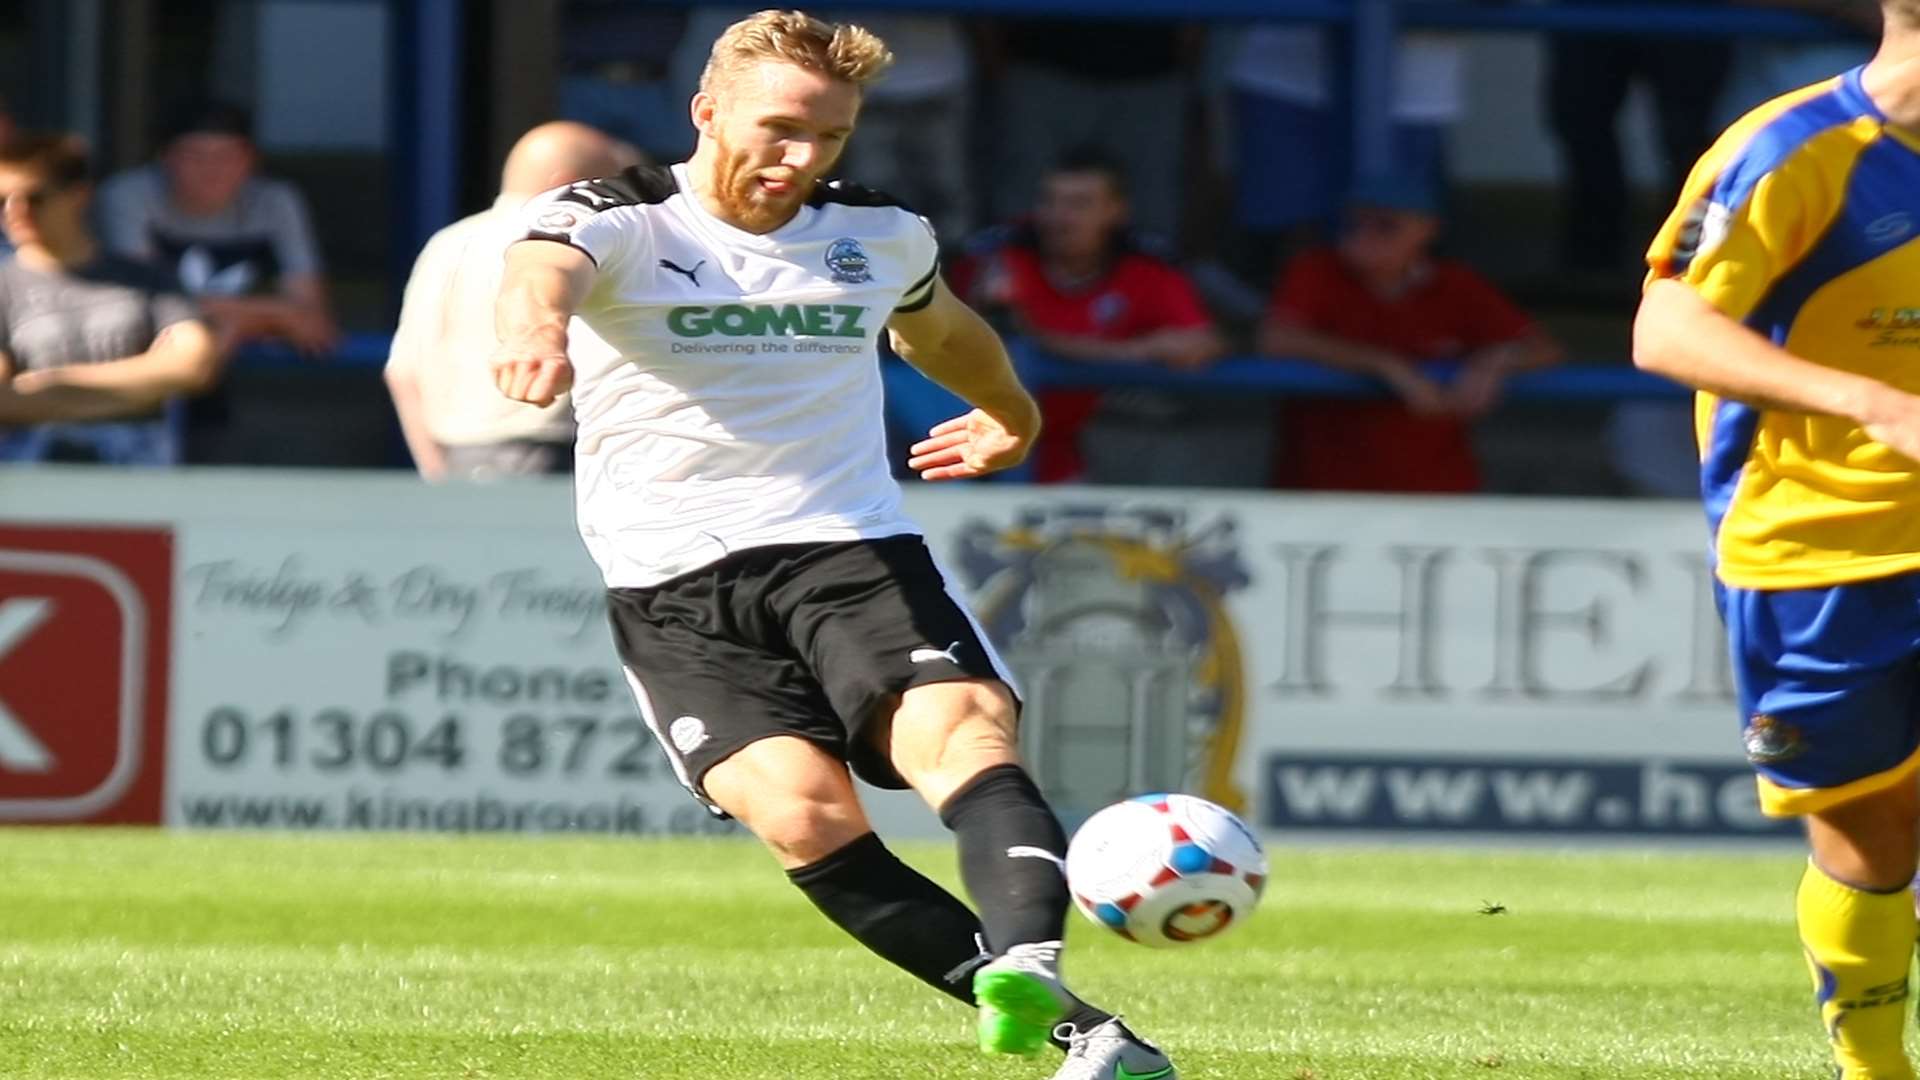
[490,340,574,407]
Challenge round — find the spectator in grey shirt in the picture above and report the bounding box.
[95,99,337,354]
[0,133,222,459]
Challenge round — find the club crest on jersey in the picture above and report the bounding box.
[1670,197,1730,271]
[825,237,873,284]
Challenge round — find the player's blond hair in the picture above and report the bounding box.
[699,10,894,95]
[1889,0,1920,28]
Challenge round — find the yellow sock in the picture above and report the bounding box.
[1799,860,1918,1080]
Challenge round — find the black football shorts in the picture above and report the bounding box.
[606,534,1017,812]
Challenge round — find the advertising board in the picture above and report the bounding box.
[0,470,1786,839]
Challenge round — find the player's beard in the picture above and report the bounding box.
[708,144,810,234]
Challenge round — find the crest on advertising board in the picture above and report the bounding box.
[952,505,1251,819]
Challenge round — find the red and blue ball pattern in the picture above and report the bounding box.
[1076,793,1267,944]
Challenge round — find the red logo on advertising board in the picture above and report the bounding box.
[0,526,170,824]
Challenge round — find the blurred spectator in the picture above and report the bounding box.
[1258,178,1563,493]
[1224,23,1462,281]
[96,99,336,354]
[0,134,220,459]
[1546,8,1733,273]
[384,122,631,482]
[980,19,1200,242]
[943,148,1226,484]
[827,13,973,241]
[556,2,694,163]
[94,99,337,463]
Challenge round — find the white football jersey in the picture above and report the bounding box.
[515,163,941,588]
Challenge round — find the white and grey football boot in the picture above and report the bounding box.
[1048,1018,1177,1080]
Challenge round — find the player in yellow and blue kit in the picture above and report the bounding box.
[1638,3,1920,1075]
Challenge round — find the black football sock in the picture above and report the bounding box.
[937,763,1072,954]
[786,832,987,1006]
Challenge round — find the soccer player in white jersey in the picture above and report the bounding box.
[490,11,1176,1080]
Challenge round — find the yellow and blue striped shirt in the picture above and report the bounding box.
[1649,67,1920,589]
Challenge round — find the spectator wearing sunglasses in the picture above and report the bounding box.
[0,133,219,460]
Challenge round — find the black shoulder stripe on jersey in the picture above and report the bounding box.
[521,232,599,266]
[809,178,917,213]
[904,259,939,294]
[893,259,940,313]
[894,290,936,315]
[554,164,678,212]
[887,259,940,311]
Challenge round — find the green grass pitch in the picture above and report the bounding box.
[0,830,1842,1079]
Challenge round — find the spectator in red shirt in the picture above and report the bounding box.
[948,148,1224,483]
[1258,178,1562,492]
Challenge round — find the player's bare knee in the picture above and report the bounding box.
[890,682,1017,776]
[896,680,1017,740]
[747,777,871,860]
[1808,781,1920,890]
[754,796,872,866]
[702,738,871,866]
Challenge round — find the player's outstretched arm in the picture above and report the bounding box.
[492,240,596,408]
[1635,279,1920,461]
[887,278,1042,481]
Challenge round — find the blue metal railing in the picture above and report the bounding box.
[236,333,1690,402]
[1021,354,1688,401]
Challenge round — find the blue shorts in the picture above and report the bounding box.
[1722,574,1920,816]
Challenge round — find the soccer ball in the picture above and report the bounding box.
[1065,793,1268,948]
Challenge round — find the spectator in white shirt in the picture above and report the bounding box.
[384,122,635,481]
